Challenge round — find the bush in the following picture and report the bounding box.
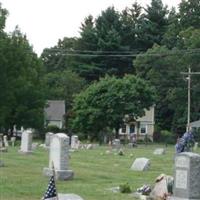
[45,125,61,133]
[119,182,132,193]
[160,130,175,144]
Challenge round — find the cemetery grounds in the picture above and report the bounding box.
[1,143,199,200]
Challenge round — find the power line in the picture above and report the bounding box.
[42,48,200,57]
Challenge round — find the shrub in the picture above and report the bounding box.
[45,125,61,133]
[119,182,132,193]
[160,130,175,144]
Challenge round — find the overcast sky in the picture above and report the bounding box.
[1,0,182,55]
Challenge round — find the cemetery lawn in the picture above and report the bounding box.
[1,143,199,200]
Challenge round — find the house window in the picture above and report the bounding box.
[140,124,147,134]
[130,124,135,134]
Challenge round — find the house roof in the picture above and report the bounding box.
[190,120,200,128]
[44,100,65,121]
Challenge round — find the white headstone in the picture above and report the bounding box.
[11,137,16,147]
[45,132,54,148]
[71,135,79,149]
[3,135,9,147]
[19,130,33,154]
[130,157,150,171]
[153,148,166,155]
[43,133,74,180]
[170,152,200,200]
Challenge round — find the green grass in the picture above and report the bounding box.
[1,143,199,200]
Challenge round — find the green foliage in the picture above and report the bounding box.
[179,0,200,29]
[160,130,175,144]
[119,182,132,193]
[0,26,46,131]
[45,125,61,133]
[71,75,155,139]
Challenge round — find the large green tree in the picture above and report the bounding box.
[71,75,155,139]
[0,24,45,131]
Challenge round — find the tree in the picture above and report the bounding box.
[41,37,78,73]
[71,75,155,139]
[179,0,200,29]
[0,27,46,131]
[137,0,169,49]
[43,70,86,128]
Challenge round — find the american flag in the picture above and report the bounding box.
[42,175,58,200]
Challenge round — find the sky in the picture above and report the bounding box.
[1,0,182,55]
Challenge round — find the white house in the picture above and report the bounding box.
[44,100,65,129]
[119,106,155,141]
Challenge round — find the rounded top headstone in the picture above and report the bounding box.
[55,133,68,138]
[179,152,200,158]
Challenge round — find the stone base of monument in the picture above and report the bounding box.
[58,193,84,200]
[43,168,74,180]
[18,150,33,154]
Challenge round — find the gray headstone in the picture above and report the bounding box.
[153,148,166,155]
[32,142,38,150]
[170,152,200,200]
[45,132,54,148]
[19,130,33,154]
[0,133,3,148]
[3,135,9,147]
[43,133,74,180]
[10,137,16,147]
[71,135,79,149]
[112,139,121,149]
[130,157,150,171]
[58,193,84,200]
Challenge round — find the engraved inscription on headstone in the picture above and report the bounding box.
[175,156,189,168]
[175,170,187,189]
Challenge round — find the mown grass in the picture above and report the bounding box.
[1,142,199,200]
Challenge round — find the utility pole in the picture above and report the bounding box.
[181,68,200,131]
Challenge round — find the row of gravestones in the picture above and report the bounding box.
[18,131,74,180]
[0,134,16,149]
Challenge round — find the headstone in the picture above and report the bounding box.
[3,135,9,147]
[0,133,3,147]
[170,152,200,200]
[153,148,166,155]
[32,142,38,150]
[130,157,150,171]
[58,193,84,200]
[71,135,79,149]
[112,139,121,150]
[193,142,198,151]
[45,132,54,148]
[43,133,74,180]
[19,130,33,154]
[10,137,16,147]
